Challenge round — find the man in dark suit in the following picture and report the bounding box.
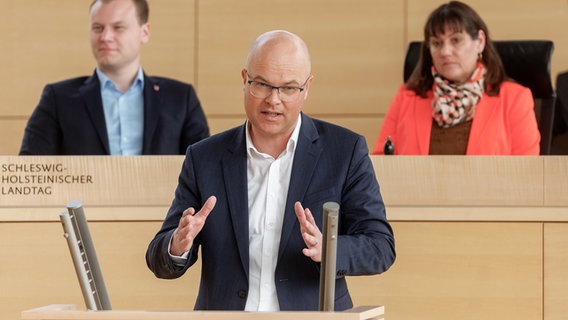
[19,0,209,155]
[146,30,395,311]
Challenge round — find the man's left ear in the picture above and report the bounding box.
[141,23,151,44]
[303,75,314,100]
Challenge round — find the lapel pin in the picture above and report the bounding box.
[154,84,160,92]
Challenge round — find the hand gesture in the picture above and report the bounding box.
[294,201,323,262]
[170,196,217,256]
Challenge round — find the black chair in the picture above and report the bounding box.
[403,40,556,155]
[551,71,568,154]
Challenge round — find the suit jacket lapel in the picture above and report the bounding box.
[222,125,250,276]
[278,114,322,261]
[142,75,161,154]
[79,72,110,154]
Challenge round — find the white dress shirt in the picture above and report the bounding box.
[244,115,301,311]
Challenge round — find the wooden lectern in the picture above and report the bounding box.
[22,304,384,320]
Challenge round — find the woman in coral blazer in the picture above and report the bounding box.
[373,1,540,155]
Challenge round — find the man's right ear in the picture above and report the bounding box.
[241,69,248,84]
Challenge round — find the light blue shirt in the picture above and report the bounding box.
[96,68,144,155]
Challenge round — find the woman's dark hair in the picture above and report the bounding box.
[406,1,505,97]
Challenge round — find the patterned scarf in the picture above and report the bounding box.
[432,62,486,128]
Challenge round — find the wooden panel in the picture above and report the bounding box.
[140,0,196,84]
[0,156,183,209]
[0,221,201,320]
[472,0,568,80]
[349,221,543,320]
[388,206,568,222]
[207,116,247,136]
[2,156,563,221]
[0,206,170,222]
[0,1,92,117]
[0,118,26,155]
[4,193,568,224]
[544,156,568,206]
[373,156,544,206]
[307,115,383,153]
[544,223,568,320]
[1,221,550,320]
[197,0,404,116]
[89,222,201,311]
[0,222,83,320]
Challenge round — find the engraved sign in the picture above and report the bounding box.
[0,156,183,207]
[2,162,93,196]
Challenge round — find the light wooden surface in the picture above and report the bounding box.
[21,304,384,320]
[544,223,568,320]
[372,156,544,207]
[352,221,543,320]
[197,0,403,116]
[1,156,568,320]
[2,155,566,220]
[544,157,568,206]
[0,221,201,318]
[0,156,183,209]
[0,119,26,155]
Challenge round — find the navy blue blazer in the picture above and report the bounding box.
[146,113,395,311]
[19,71,209,155]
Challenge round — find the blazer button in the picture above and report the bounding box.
[238,290,247,299]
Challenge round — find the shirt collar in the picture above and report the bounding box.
[246,113,302,159]
[96,67,144,91]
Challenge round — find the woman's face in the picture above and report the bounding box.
[429,26,485,84]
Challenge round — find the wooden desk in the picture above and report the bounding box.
[1,156,567,320]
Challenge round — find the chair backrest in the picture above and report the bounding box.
[403,40,555,155]
[551,71,568,154]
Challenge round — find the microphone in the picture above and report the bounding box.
[318,202,339,311]
[384,136,394,155]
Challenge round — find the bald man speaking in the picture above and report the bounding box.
[146,30,396,311]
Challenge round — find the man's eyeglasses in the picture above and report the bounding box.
[245,70,310,102]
